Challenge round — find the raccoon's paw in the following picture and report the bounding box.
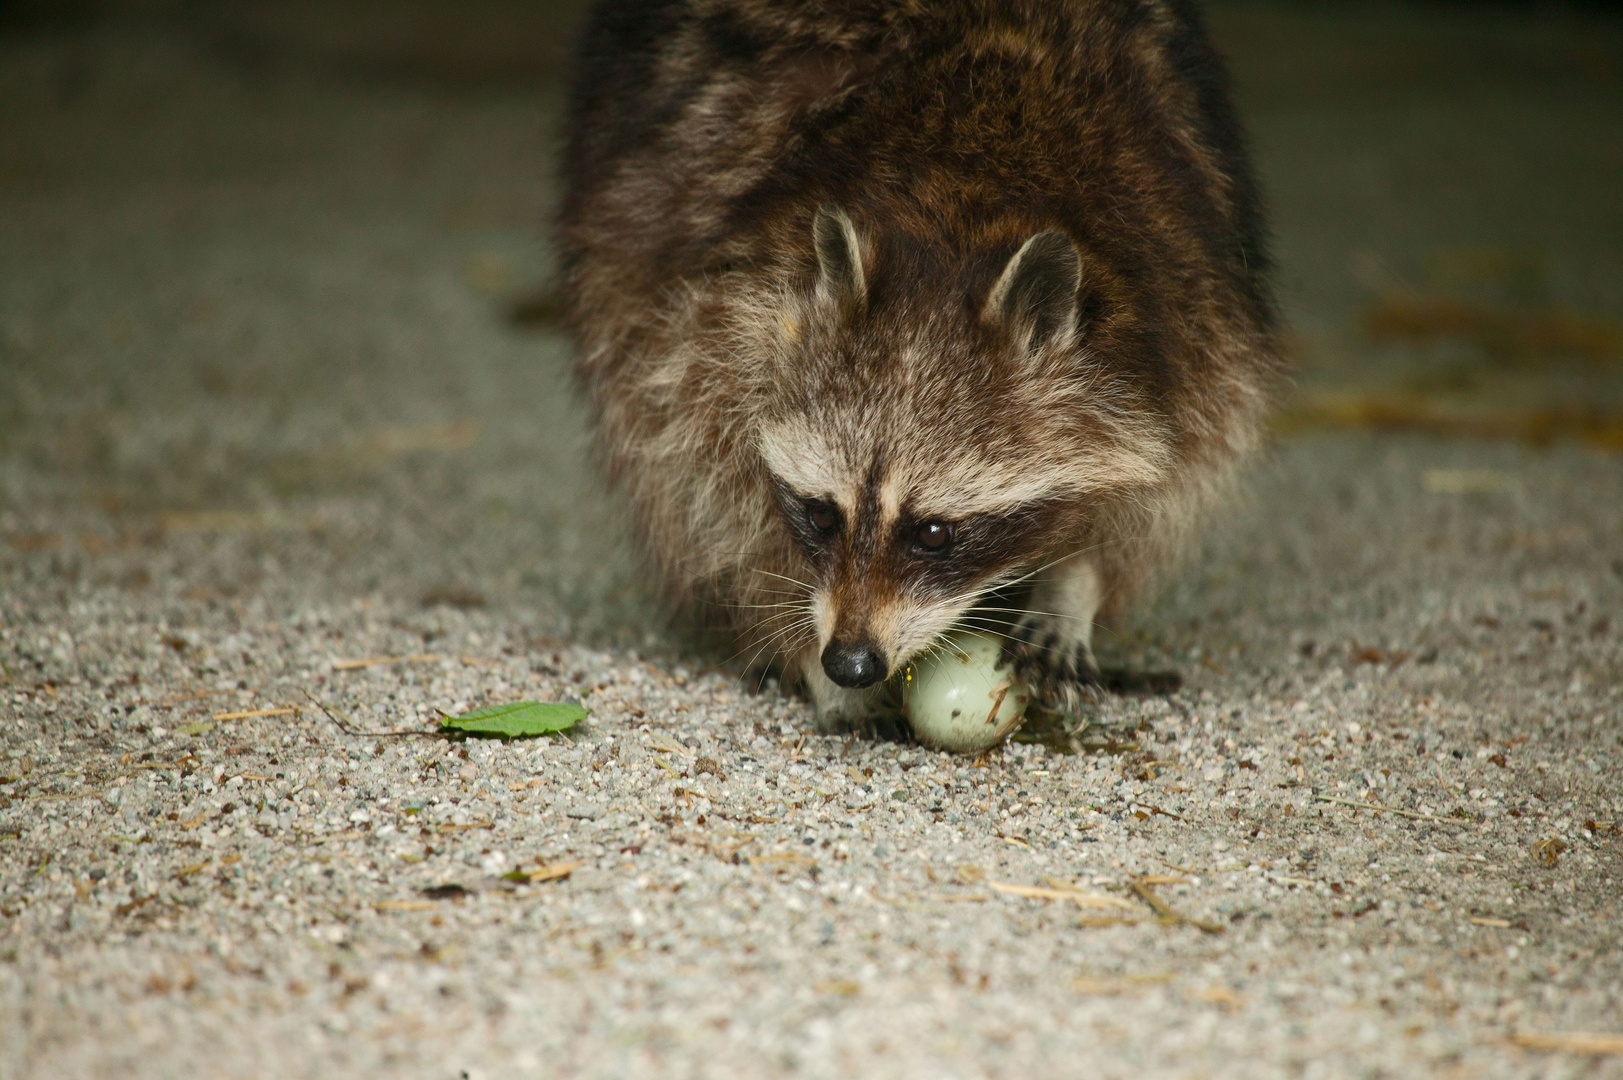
[1001,620,1100,717]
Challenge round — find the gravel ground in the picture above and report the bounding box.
[2,7,1622,1079]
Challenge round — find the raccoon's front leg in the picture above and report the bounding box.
[1002,558,1104,716]
[799,646,888,732]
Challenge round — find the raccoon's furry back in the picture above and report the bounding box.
[559,0,1278,667]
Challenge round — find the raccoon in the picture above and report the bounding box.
[559,0,1277,723]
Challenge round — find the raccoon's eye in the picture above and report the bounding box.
[914,520,954,553]
[806,501,841,536]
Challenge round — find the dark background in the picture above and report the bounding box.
[4,1,1622,88]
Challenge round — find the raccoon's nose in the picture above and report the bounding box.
[822,640,887,689]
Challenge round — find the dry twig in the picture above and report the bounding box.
[1510,1032,1623,1055]
[987,880,1137,911]
[1313,795,1464,823]
[1128,875,1224,934]
[303,691,446,740]
[211,706,298,721]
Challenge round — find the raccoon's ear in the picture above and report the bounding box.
[983,231,1082,351]
[812,203,866,308]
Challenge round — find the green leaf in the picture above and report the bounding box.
[438,700,586,739]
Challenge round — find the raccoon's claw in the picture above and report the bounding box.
[1000,624,1100,716]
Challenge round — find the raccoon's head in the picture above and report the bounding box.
[755,204,1173,689]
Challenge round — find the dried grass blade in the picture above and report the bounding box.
[1128,875,1224,934]
[1510,1032,1623,1055]
[987,880,1136,911]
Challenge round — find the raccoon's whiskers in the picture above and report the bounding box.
[742,612,816,634]
[893,634,952,683]
[969,605,1091,625]
[748,568,816,593]
[740,620,811,678]
[728,624,812,688]
[952,616,1018,645]
[933,581,1009,614]
[980,537,1128,595]
[953,621,1074,664]
[742,589,817,606]
[727,606,818,674]
[736,602,818,633]
[716,564,818,679]
[733,617,816,695]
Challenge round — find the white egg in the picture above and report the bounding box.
[901,631,1031,754]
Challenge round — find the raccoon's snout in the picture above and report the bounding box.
[822,640,887,689]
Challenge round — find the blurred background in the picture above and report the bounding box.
[1,0,1620,649]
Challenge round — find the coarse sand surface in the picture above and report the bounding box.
[2,6,1621,1078]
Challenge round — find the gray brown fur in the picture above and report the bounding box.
[559,0,1279,721]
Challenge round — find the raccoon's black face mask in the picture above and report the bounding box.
[751,205,1170,682]
[768,461,1076,689]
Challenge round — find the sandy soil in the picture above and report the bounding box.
[2,6,1621,1078]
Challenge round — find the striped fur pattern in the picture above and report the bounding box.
[559,0,1279,722]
